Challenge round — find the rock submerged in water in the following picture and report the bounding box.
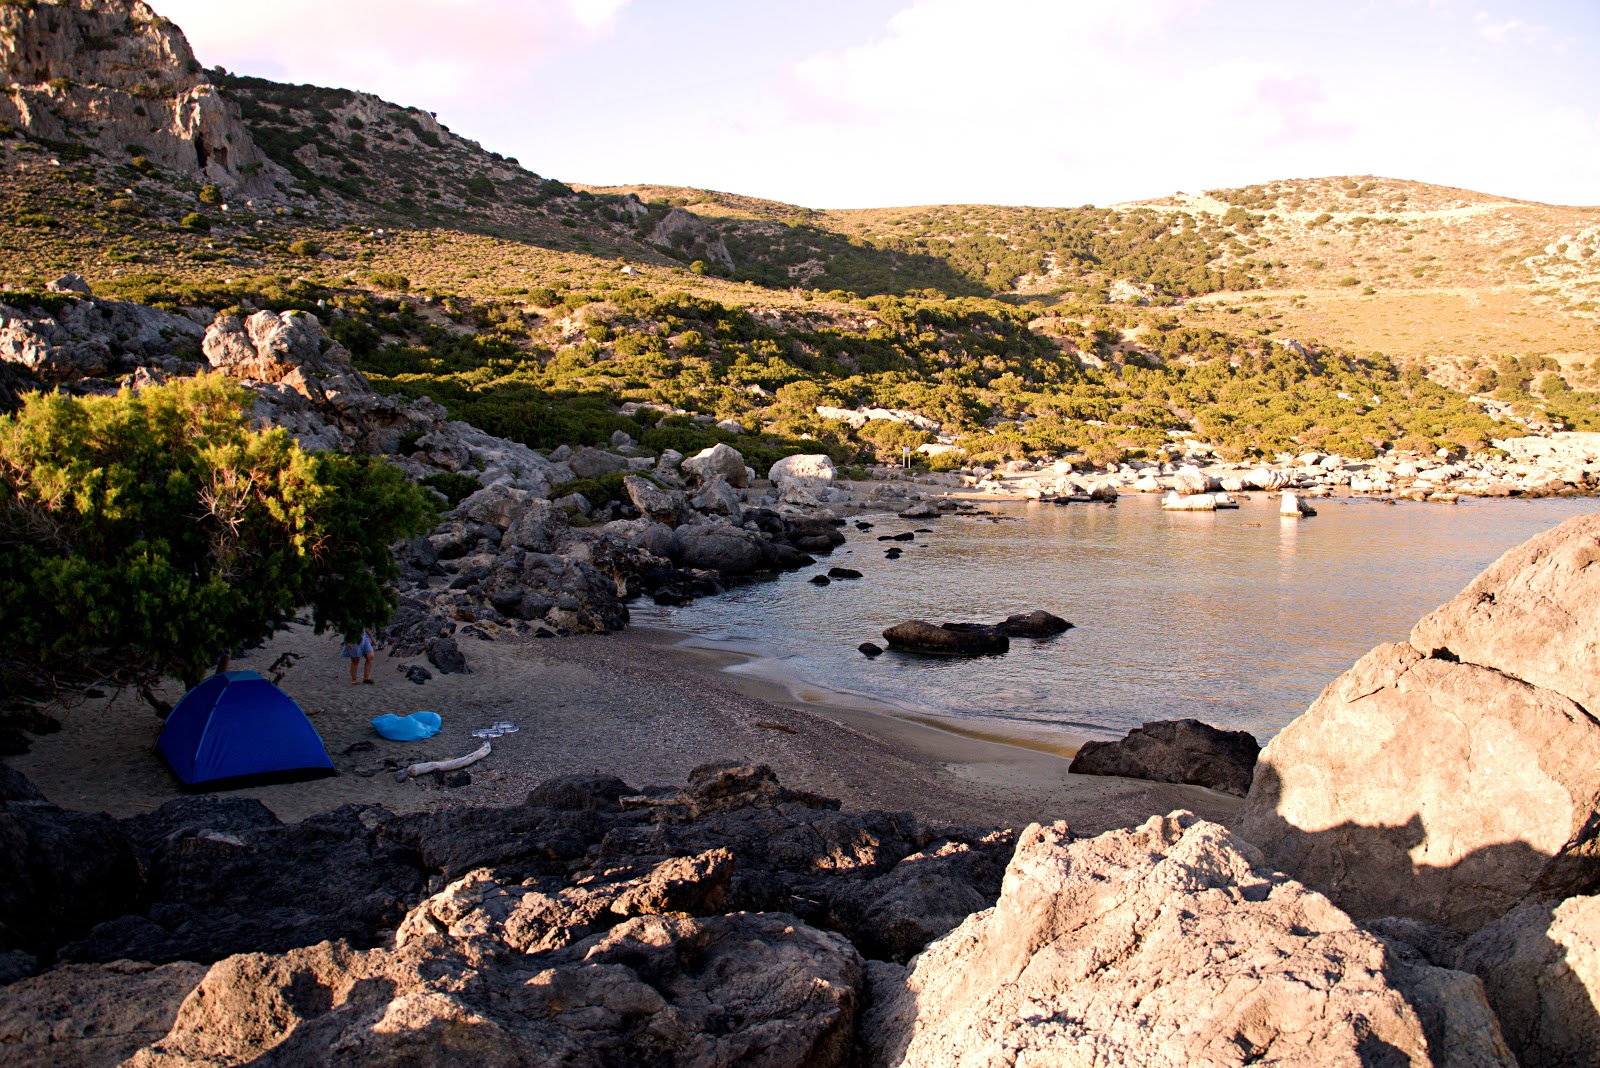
[995,610,1072,638]
[1068,718,1260,797]
[858,642,883,657]
[882,620,1010,657]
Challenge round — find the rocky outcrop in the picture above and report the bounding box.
[0,0,283,194]
[0,293,203,385]
[1236,516,1600,933]
[881,620,1010,657]
[865,813,1513,1067]
[0,763,1012,1066]
[769,453,837,482]
[1069,718,1261,796]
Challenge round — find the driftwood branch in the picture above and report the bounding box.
[395,742,491,783]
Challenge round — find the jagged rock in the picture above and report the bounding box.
[1236,640,1600,932]
[864,813,1514,1067]
[680,442,749,487]
[995,610,1072,637]
[881,621,1009,657]
[689,476,743,521]
[623,474,684,526]
[769,454,837,482]
[1454,895,1600,1068]
[47,273,92,296]
[898,502,941,519]
[426,637,468,675]
[0,296,203,384]
[1069,719,1261,797]
[501,499,567,552]
[1410,513,1600,713]
[202,310,366,401]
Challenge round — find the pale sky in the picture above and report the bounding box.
[156,0,1600,209]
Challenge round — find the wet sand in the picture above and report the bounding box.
[10,622,1240,832]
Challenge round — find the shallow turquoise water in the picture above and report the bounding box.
[636,495,1596,743]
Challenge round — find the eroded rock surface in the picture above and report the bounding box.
[865,813,1513,1068]
[1236,643,1600,931]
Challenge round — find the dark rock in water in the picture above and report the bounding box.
[426,636,469,675]
[856,522,874,530]
[878,531,916,543]
[404,664,433,685]
[996,610,1073,638]
[884,547,903,559]
[914,528,934,534]
[1068,719,1260,797]
[882,620,1010,657]
[898,502,941,519]
[827,567,863,580]
[810,575,832,586]
[858,642,884,657]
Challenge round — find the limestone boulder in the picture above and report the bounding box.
[769,453,837,482]
[1410,512,1600,713]
[1069,718,1261,796]
[1173,466,1214,495]
[865,813,1513,1067]
[680,442,749,488]
[566,446,629,479]
[1455,895,1600,1068]
[689,476,742,521]
[1235,642,1600,932]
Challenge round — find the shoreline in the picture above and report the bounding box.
[5,618,1241,834]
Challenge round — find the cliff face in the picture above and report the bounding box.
[0,0,280,193]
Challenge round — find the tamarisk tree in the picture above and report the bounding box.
[0,375,438,704]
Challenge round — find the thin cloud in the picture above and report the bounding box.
[1472,10,1545,44]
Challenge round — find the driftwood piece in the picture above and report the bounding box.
[395,742,491,783]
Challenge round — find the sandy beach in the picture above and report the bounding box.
[10,621,1240,832]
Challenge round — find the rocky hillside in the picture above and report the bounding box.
[4,0,1598,466]
[5,516,1600,1065]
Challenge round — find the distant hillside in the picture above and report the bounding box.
[3,0,1598,464]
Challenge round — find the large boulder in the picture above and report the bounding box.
[566,446,629,479]
[864,813,1513,1067]
[994,610,1072,638]
[881,621,1009,657]
[1454,895,1600,1068]
[689,476,742,521]
[1069,718,1261,797]
[769,454,837,482]
[1173,466,1214,495]
[1237,642,1600,932]
[674,524,773,575]
[202,310,365,401]
[680,442,749,488]
[1410,513,1600,713]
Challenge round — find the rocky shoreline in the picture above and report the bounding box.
[3,515,1598,1065]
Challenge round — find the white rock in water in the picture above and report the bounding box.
[1213,491,1240,508]
[1280,491,1316,517]
[1172,467,1213,496]
[1132,474,1163,493]
[1219,476,1245,493]
[1162,492,1217,511]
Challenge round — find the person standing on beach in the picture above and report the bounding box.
[343,628,376,685]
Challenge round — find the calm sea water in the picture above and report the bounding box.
[635,495,1596,744]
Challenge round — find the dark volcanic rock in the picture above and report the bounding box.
[828,567,863,580]
[426,636,469,674]
[882,620,1010,657]
[859,642,884,657]
[1068,718,1261,796]
[996,610,1073,638]
[811,574,832,586]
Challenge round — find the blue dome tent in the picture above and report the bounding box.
[157,671,335,788]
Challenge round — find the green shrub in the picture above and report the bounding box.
[198,184,222,205]
[288,237,322,257]
[419,471,481,505]
[370,272,409,291]
[0,376,437,698]
[180,212,210,232]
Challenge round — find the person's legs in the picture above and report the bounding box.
[349,655,359,684]
[362,651,374,683]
